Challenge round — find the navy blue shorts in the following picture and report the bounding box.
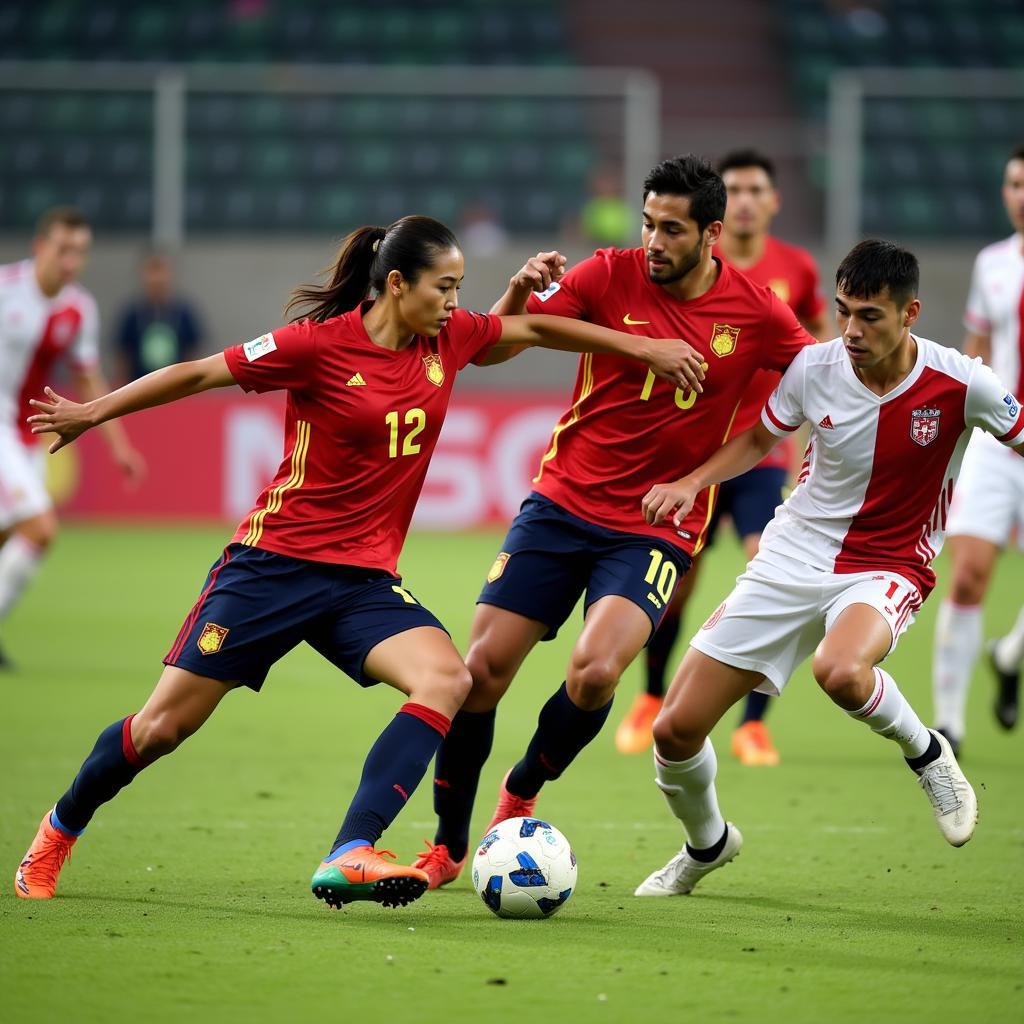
[706,466,787,547]
[478,493,691,641]
[164,544,446,691]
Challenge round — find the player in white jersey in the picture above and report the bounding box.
[932,146,1024,753]
[0,208,143,666]
[631,240,1023,897]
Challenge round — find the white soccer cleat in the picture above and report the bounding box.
[634,823,743,896]
[916,729,977,847]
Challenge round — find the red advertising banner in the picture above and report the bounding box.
[49,390,568,529]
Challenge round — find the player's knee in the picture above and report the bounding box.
[464,642,514,707]
[566,653,620,707]
[652,708,704,759]
[949,566,987,606]
[17,516,57,549]
[131,711,191,759]
[813,653,870,706]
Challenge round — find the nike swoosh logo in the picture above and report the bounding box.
[623,314,651,325]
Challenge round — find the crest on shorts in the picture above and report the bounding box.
[702,602,726,630]
[910,407,940,447]
[710,323,739,357]
[197,622,229,655]
[423,354,445,387]
[487,552,510,583]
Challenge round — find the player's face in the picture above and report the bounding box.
[397,247,464,337]
[721,167,779,240]
[835,287,920,369]
[642,194,717,284]
[33,224,91,291]
[1002,158,1024,233]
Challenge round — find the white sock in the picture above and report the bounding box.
[653,738,725,850]
[850,667,931,758]
[932,600,982,739]
[994,606,1024,673]
[0,534,44,622]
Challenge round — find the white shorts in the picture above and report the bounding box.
[689,529,922,696]
[946,430,1024,547]
[0,422,50,531]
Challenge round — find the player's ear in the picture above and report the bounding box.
[704,220,723,247]
[386,269,405,297]
[903,299,921,328]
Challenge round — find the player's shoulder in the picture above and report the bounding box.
[916,335,977,383]
[569,246,644,278]
[62,281,98,315]
[765,235,818,269]
[974,234,1019,269]
[798,336,846,369]
[0,259,30,289]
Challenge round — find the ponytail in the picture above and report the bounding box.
[286,215,461,323]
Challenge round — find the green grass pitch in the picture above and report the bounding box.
[1,524,1022,1022]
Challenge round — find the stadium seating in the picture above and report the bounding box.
[0,1,592,234]
[779,0,1024,238]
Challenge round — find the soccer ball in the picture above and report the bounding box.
[471,816,577,919]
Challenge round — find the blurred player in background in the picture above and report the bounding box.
[0,207,143,669]
[637,240,1016,898]
[115,250,204,383]
[932,145,1024,755]
[617,149,830,764]
[14,215,699,909]
[416,155,816,890]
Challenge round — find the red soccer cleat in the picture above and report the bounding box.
[413,840,466,890]
[15,811,77,899]
[485,769,538,834]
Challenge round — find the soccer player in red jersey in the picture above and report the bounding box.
[618,149,830,765]
[416,155,816,890]
[13,216,702,909]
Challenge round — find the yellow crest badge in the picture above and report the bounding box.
[710,323,740,358]
[197,622,229,655]
[487,552,511,583]
[423,354,445,387]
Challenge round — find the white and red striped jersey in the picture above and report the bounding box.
[0,259,98,444]
[964,234,1024,398]
[761,336,1024,598]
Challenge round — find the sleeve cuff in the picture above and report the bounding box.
[762,402,801,435]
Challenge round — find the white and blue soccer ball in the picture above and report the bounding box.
[471,816,577,919]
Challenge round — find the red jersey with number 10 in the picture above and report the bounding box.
[223,304,501,573]
[526,248,814,556]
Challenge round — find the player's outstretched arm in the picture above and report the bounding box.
[489,250,566,316]
[27,353,236,454]
[643,423,781,527]
[493,314,706,393]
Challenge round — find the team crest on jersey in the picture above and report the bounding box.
[768,279,790,304]
[197,622,229,655]
[423,353,445,387]
[702,602,726,630]
[910,407,941,447]
[710,323,739,357]
[487,552,511,583]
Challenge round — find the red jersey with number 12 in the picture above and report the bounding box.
[223,304,501,573]
[526,248,814,556]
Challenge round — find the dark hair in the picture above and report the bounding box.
[642,154,726,232]
[835,239,919,308]
[717,148,776,184]
[286,215,460,323]
[1008,144,1024,164]
[35,206,89,238]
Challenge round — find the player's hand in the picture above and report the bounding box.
[642,477,700,527]
[647,341,706,393]
[114,445,146,487]
[509,251,567,294]
[26,387,94,453]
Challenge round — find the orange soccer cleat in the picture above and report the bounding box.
[15,811,77,899]
[615,693,664,754]
[413,840,466,890]
[485,769,538,834]
[731,720,781,766]
[311,845,428,909]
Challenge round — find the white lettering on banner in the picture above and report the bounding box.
[224,407,285,519]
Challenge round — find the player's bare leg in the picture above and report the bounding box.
[424,605,547,885]
[730,531,781,766]
[0,510,59,669]
[989,603,1024,730]
[636,648,756,896]
[815,604,977,846]
[618,566,700,753]
[316,626,471,908]
[16,667,235,898]
[932,535,999,753]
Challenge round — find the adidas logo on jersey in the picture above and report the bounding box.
[818,415,835,429]
[346,373,366,387]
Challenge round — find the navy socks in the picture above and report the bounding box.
[331,702,451,854]
[506,682,613,800]
[53,715,149,835]
[740,689,771,724]
[433,708,496,862]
